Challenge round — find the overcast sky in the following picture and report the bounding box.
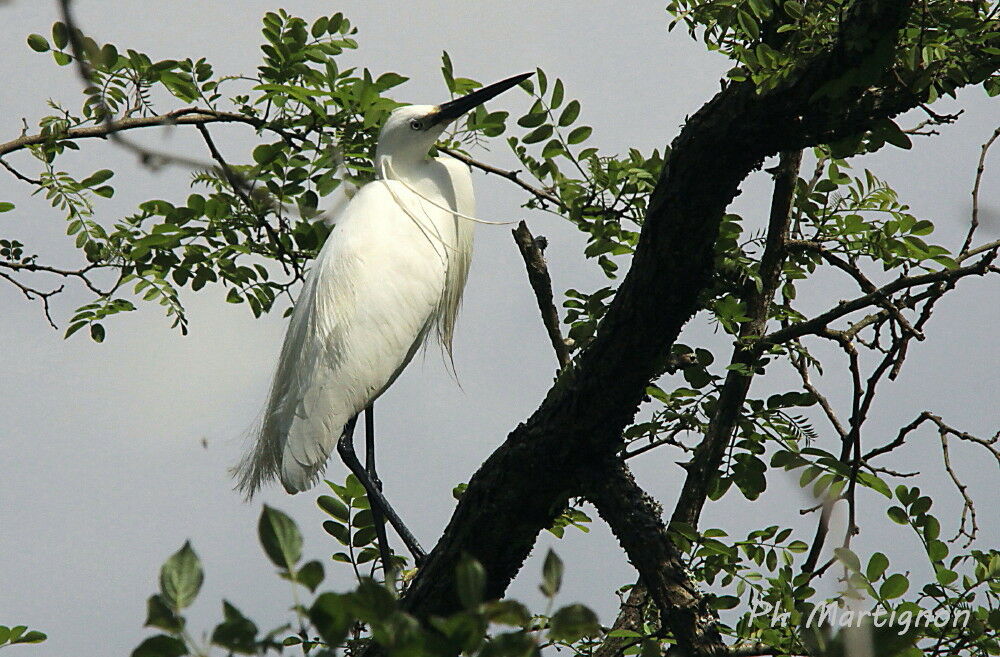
[1,3,997,656]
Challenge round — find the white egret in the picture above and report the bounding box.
[235,73,531,563]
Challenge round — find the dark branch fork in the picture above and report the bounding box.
[508,219,725,655]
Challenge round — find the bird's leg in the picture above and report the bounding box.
[364,404,394,575]
[337,418,426,566]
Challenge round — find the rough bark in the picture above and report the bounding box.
[387,1,933,654]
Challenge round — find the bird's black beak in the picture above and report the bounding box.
[433,72,533,125]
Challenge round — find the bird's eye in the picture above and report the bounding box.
[409,119,423,131]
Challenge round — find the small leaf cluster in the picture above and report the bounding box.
[319,474,407,576]
[0,626,47,648]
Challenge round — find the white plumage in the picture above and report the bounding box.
[235,74,531,507]
[235,105,477,496]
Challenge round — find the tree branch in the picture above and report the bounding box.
[511,221,571,369]
[585,461,725,656]
[0,107,295,159]
[672,149,802,528]
[195,124,299,277]
[439,147,562,208]
[0,156,42,185]
[0,270,62,329]
[762,255,996,347]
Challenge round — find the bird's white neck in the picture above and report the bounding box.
[375,150,434,181]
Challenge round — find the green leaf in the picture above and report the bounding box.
[131,635,187,657]
[211,601,258,655]
[159,541,203,610]
[145,594,184,632]
[317,495,350,521]
[310,593,352,647]
[535,67,547,95]
[540,548,563,597]
[522,124,553,144]
[252,143,282,165]
[935,566,958,586]
[876,119,913,150]
[927,539,948,562]
[880,573,909,599]
[0,202,14,213]
[258,505,302,570]
[90,323,106,343]
[483,600,531,627]
[311,16,329,38]
[375,72,408,91]
[549,604,600,642]
[52,22,69,49]
[11,630,46,645]
[866,552,889,581]
[456,554,486,609]
[517,112,546,128]
[887,506,909,525]
[322,520,350,545]
[550,78,564,108]
[856,471,891,498]
[27,34,50,52]
[558,100,581,127]
[81,169,114,187]
[567,126,592,144]
[711,595,740,610]
[297,560,325,592]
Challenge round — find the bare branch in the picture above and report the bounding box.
[790,342,848,439]
[786,241,923,340]
[511,221,571,369]
[440,147,562,208]
[763,255,997,347]
[965,124,1000,255]
[0,157,42,185]
[0,270,62,329]
[0,260,106,296]
[864,412,998,546]
[0,107,297,160]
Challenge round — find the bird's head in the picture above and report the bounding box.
[375,72,532,170]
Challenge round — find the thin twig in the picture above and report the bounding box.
[196,124,298,277]
[0,260,106,295]
[0,270,62,329]
[965,124,1000,256]
[0,157,42,185]
[441,147,562,208]
[763,254,997,347]
[0,107,295,159]
[787,241,923,339]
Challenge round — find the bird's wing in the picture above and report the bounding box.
[235,181,454,496]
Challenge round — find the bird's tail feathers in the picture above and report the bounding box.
[232,418,282,501]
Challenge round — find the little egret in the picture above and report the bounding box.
[235,72,531,564]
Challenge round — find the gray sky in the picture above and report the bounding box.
[1,2,997,656]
